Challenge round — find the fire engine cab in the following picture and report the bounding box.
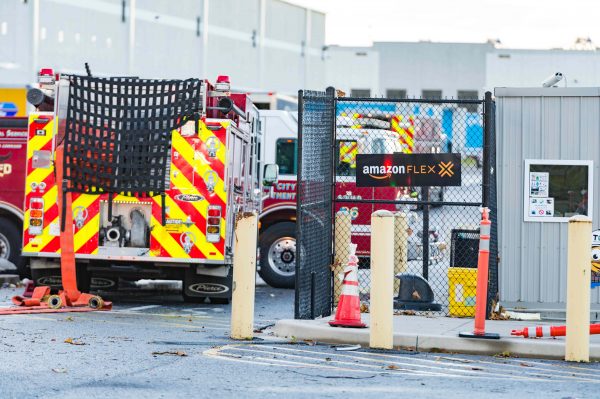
[22,69,271,303]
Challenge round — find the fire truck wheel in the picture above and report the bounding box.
[259,222,296,289]
[0,217,29,278]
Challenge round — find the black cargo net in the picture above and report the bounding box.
[63,75,202,197]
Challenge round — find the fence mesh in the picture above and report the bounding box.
[295,88,335,319]
[332,96,494,317]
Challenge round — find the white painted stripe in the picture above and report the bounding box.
[260,346,599,383]
[220,346,551,382]
[341,284,359,296]
[542,326,551,337]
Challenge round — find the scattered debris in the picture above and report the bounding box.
[51,368,68,373]
[291,370,376,380]
[520,362,534,367]
[436,356,471,364]
[64,338,85,346]
[494,351,513,358]
[503,310,541,321]
[490,300,540,321]
[394,310,416,316]
[360,303,370,313]
[324,357,332,361]
[152,351,188,357]
[386,364,400,370]
[253,323,275,333]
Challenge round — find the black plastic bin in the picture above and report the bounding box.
[450,229,479,268]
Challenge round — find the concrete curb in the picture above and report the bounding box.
[274,318,600,360]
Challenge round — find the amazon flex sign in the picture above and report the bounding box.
[356,153,462,187]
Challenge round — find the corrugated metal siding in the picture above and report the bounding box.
[497,88,600,308]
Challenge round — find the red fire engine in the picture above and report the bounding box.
[10,68,273,303]
[0,117,29,276]
[257,110,446,288]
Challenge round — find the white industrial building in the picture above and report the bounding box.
[0,0,326,95]
[3,0,600,102]
[325,41,600,101]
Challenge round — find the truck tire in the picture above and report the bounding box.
[259,222,296,289]
[0,217,28,278]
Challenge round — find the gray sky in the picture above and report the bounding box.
[288,0,600,49]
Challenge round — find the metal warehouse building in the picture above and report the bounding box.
[0,0,326,94]
[496,87,600,316]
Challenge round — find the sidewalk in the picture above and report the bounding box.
[273,314,600,360]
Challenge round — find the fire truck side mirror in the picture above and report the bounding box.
[263,164,279,187]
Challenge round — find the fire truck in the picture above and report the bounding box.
[0,117,29,276]
[258,109,447,288]
[20,69,271,303]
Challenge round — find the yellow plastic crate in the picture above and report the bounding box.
[448,267,477,317]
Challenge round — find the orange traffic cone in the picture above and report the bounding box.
[329,244,366,328]
[512,323,600,338]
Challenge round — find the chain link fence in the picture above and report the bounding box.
[295,88,335,319]
[331,94,497,317]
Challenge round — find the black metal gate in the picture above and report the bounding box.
[294,88,336,319]
[296,89,497,319]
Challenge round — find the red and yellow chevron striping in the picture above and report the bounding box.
[22,114,228,264]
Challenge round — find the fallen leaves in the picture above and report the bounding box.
[394,310,416,316]
[64,338,85,345]
[152,351,187,357]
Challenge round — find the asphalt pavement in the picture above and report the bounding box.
[1,282,599,399]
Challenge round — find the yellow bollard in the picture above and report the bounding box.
[565,215,592,362]
[369,210,395,350]
[230,212,259,340]
[334,211,352,306]
[394,212,408,295]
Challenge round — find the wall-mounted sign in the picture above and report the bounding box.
[356,153,461,187]
[529,197,554,217]
[591,229,600,288]
[523,159,593,223]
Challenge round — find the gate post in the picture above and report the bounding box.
[394,212,408,295]
[370,210,395,350]
[334,210,351,306]
[565,215,592,362]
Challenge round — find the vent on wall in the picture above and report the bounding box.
[498,54,511,59]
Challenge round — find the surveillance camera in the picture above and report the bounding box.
[542,72,563,87]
